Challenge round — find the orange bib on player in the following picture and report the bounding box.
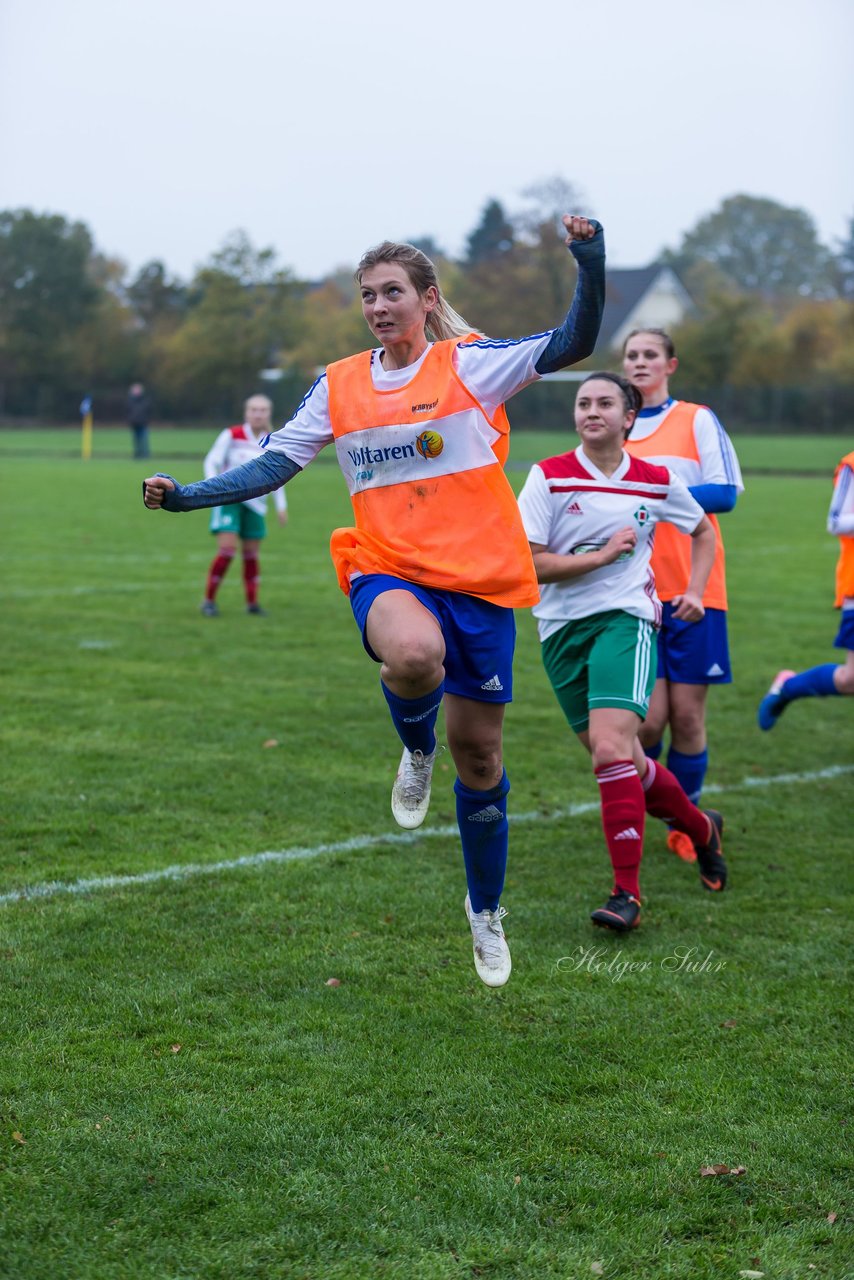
[625,401,728,609]
[325,338,538,607]
[834,451,854,607]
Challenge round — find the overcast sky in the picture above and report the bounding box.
[1,0,852,283]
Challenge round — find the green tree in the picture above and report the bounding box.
[663,194,833,300]
[127,260,187,328]
[831,213,854,300]
[0,209,100,414]
[464,199,515,265]
[155,231,303,417]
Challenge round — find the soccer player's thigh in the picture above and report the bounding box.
[587,612,656,725]
[365,589,446,684]
[238,506,266,542]
[541,621,594,735]
[209,504,240,545]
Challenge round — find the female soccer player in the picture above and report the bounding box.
[758,450,854,726]
[517,373,726,932]
[200,395,288,617]
[622,329,744,862]
[143,214,605,987]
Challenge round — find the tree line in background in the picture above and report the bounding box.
[1,180,852,431]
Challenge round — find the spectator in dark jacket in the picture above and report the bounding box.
[127,383,152,458]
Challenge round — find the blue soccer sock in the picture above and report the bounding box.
[782,664,840,703]
[644,739,664,761]
[666,746,708,807]
[455,770,510,913]
[381,679,444,755]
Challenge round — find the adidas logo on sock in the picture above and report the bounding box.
[565,501,584,515]
[614,827,641,840]
[706,663,724,677]
[468,805,504,823]
[480,675,504,692]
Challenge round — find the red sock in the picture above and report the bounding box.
[594,760,645,898]
[242,552,260,606]
[205,550,234,601]
[641,759,710,846]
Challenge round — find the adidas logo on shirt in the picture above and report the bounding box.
[706,663,724,677]
[480,675,504,692]
[467,805,504,823]
[565,501,584,515]
[614,827,641,841]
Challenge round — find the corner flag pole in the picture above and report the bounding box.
[80,396,93,460]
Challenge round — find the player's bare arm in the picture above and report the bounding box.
[531,527,637,584]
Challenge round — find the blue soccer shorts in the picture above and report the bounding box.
[656,603,732,685]
[348,573,515,703]
[834,606,854,651]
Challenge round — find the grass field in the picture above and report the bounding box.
[1,432,852,1279]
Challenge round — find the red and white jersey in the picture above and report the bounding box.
[204,425,287,518]
[517,446,704,639]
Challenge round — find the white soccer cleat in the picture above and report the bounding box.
[391,746,437,829]
[465,894,511,988]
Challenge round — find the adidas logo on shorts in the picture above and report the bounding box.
[706,663,724,677]
[480,675,504,692]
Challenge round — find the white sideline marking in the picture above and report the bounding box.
[1,764,851,908]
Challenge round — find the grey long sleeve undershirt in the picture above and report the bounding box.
[153,450,302,513]
[151,223,605,514]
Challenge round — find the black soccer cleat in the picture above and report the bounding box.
[591,888,641,932]
[696,809,727,892]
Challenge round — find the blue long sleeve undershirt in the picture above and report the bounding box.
[155,450,301,513]
[689,482,738,514]
[151,225,606,514]
[534,224,606,374]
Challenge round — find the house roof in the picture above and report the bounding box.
[597,266,663,351]
[595,265,693,352]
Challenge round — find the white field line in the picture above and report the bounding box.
[1,763,851,909]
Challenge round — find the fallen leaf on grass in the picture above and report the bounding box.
[720,1019,738,1028]
[827,1211,837,1223]
[514,1175,521,1185]
[170,1044,181,1053]
[738,1271,764,1278]
[325,977,341,987]
[700,1163,746,1176]
[262,739,279,749]
[11,1131,25,1145]
[591,1264,605,1276]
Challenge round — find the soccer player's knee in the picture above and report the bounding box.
[454,742,503,786]
[591,737,627,770]
[639,713,665,744]
[398,633,444,676]
[835,664,854,695]
[670,703,705,740]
